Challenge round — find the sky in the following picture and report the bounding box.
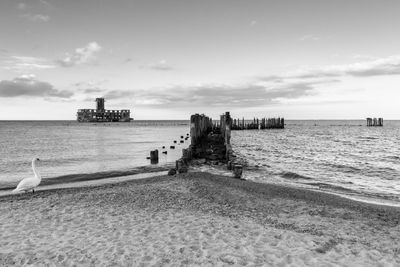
[0,0,400,120]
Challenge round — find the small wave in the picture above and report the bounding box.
[305,182,355,193]
[324,163,361,173]
[280,171,312,180]
[358,136,379,140]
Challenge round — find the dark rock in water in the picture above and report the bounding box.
[181,136,184,139]
[162,146,165,149]
[146,157,151,159]
[168,168,177,176]
[174,140,177,143]
[180,140,184,143]
[162,151,167,154]
[170,146,175,149]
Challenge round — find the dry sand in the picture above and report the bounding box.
[1,172,399,266]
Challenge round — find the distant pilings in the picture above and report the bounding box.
[367,117,383,127]
[229,117,284,130]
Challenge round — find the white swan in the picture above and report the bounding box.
[13,158,41,194]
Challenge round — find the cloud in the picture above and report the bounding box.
[84,88,104,93]
[0,75,72,98]
[124,57,133,63]
[2,56,55,71]
[288,55,400,78]
[96,54,400,110]
[73,80,108,94]
[57,42,102,67]
[102,78,338,108]
[143,60,173,71]
[299,34,320,41]
[39,0,52,8]
[17,3,27,9]
[20,13,50,22]
[250,20,257,27]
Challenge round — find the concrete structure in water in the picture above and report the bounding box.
[77,98,132,122]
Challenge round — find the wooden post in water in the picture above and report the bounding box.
[150,149,159,164]
[190,114,198,145]
[367,117,383,127]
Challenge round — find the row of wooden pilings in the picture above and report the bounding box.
[215,117,284,130]
[366,117,383,127]
[148,133,190,165]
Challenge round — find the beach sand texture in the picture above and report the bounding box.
[1,172,399,266]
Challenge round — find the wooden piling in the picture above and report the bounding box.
[150,149,159,164]
[367,117,383,127]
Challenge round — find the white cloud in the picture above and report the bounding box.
[144,59,173,71]
[2,56,55,72]
[100,77,338,109]
[0,75,72,98]
[39,0,51,7]
[17,3,27,10]
[86,54,400,110]
[74,80,108,94]
[20,13,50,22]
[288,55,400,78]
[352,54,378,60]
[299,34,320,41]
[57,42,102,67]
[250,20,257,27]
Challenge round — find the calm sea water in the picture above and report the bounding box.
[0,121,190,187]
[1,120,399,205]
[232,120,400,205]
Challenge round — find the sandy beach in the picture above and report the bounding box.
[1,172,399,266]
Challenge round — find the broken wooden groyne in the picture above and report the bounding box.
[173,112,241,178]
[171,112,285,178]
[366,117,383,127]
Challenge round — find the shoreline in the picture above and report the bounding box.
[3,170,400,220]
[0,163,174,191]
[2,167,400,211]
[1,171,399,265]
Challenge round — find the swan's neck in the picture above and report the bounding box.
[32,161,41,179]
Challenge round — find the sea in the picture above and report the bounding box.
[0,120,399,205]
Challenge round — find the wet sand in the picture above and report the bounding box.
[1,172,399,266]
